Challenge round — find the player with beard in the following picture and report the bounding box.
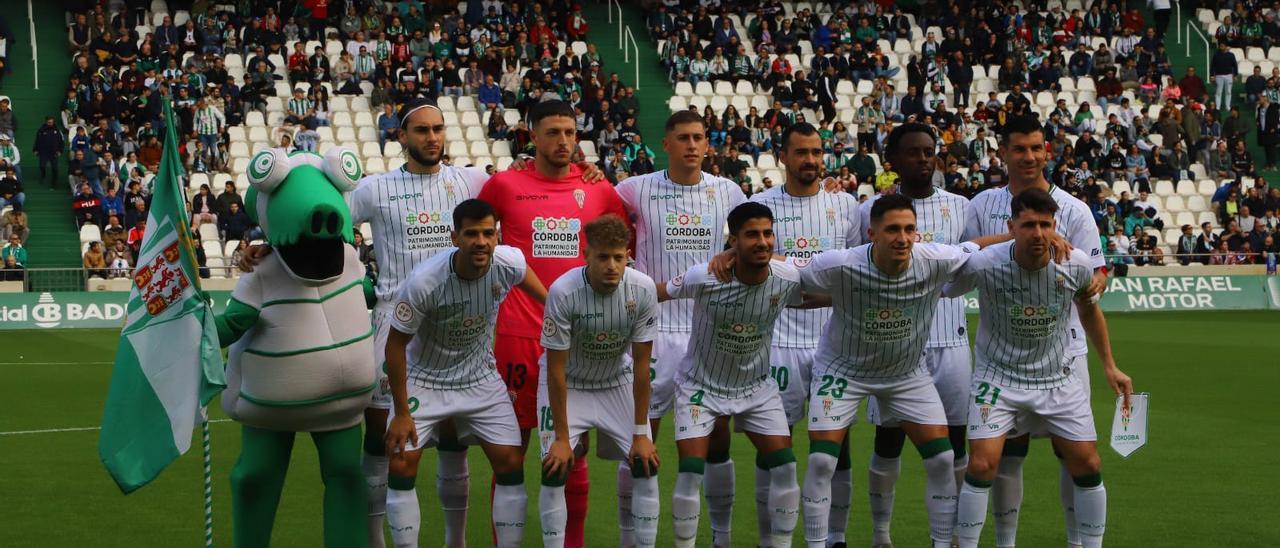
[749,123,861,548]
[477,100,631,548]
[963,116,1107,548]
[616,110,746,548]
[855,123,972,548]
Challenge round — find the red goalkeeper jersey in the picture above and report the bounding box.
[478,164,631,338]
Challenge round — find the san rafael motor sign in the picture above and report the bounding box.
[0,292,232,330]
[951,275,1273,313]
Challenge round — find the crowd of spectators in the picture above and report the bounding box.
[55,0,642,279]
[641,0,1280,267]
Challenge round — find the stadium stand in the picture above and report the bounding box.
[643,0,1280,267]
[52,0,646,284]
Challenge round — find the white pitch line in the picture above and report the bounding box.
[0,419,234,436]
[0,361,113,365]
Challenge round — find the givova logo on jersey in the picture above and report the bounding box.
[862,307,913,342]
[531,216,582,258]
[713,321,764,355]
[579,329,627,359]
[1007,304,1062,339]
[782,236,831,258]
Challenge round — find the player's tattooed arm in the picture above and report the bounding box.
[517,268,548,304]
[542,349,575,482]
[629,341,659,477]
[384,328,419,455]
[1075,295,1133,410]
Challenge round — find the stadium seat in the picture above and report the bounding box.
[464,126,485,143]
[714,81,734,96]
[460,112,481,127]
[361,142,381,160]
[694,81,715,97]
[332,112,353,128]
[1175,212,1197,229]
[456,96,478,113]
[247,127,268,143]
[1186,195,1207,213]
[365,157,386,174]
[675,82,694,97]
[1197,211,1217,228]
[495,156,513,171]
[757,154,777,169]
[335,127,356,142]
[469,141,489,157]
[198,223,218,243]
[735,80,755,96]
[384,142,403,158]
[1153,180,1175,196]
[354,112,374,128]
[350,97,370,111]
[709,96,728,113]
[1164,195,1185,213]
[447,141,468,158]
[387,157,406,171]
[188,172,209,191]
[316,127,335,142]
[490,140,512,158]
[1197,180,1218,196]
[1111,180,1132,196]
[357,127,377,143]
[79,224,101,244]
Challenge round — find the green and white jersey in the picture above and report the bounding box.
[963,185,1104,357]
[616,170,746,333]
[750,186,862,348]
[945,242,1094,389]
[348,164,490,301]
[540,266,659,389]
[859,189,971,348]
[193,105,224,135]
[667,259,803,398]
[391,245,526,389]
[797,242,977,380]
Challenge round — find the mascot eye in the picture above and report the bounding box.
[246,148,292,194]
[323,147,363,192]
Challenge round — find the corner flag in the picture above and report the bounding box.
[99,98,226,494]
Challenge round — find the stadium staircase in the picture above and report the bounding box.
[6,3,79,274]
[581,0,671,166]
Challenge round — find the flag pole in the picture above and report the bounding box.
[201,406,214,548]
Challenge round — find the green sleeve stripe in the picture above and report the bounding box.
[238,379,378,407]
[260,278,366,307]
[243,326,375,357]
[809,439,842,458]
[916,437,953,459]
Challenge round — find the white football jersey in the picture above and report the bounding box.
[348,164,490,301]
[963,185,1104,357]
[667,259,803,398]
[540,266,660,389]
[390,245,525,389]
[750,186,862,348]
[616,170,746,333]
[946,242,1095,389]
[859,188,971,348]
[798,242,977,380]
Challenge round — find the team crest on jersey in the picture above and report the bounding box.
[979,403,992,424]
[394,301,414,323]
[626,299,637,318]
[822,395,833,415]
[689,405,700,421]
[573,188,586,209]
[940,206,951,219]
[825,207,836,224]
[769,293,781,309]
[705,186,717,203]
[444,181,456,199]
[1055,274,1066,291]
[492,283,504,299]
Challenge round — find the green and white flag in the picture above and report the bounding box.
[99,99,225,494]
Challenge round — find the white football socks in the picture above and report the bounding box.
[867,454,900,546]
[386,485,419,548]
[705,459,735,547]
[492,480,528,548]
[955,476,991,548]
[992,454,1025,548]
[617,462,635,547]
[829,464,852,545]
[1060,463,1081,547]
[766,458,800,548]
[362,452,389,548]
[920,445,958,546]
[672,468,703,548]
[539,484,567,548]
[1073,475,1107,548]
[631,473,661,548]
[755,463,774,546]
[436,450,469,548]
[801,447,838,548]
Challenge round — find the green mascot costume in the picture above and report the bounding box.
[215,146,376,547]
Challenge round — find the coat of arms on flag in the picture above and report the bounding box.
[134,241,192,316]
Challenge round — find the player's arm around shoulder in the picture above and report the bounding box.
[657,263,705,302]
[941,242,1000,298]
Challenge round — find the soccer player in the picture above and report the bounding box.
[537,215,661,548]
[963,115,1107,548]
[948,188,1133,548]
[750,122,861,547]
[617,109,745,547]
[856,123,972,547]
[383,199,548,548]
[350,98,489,548]
[657,202,803,548]
[476,100,631,547]
[797,194,1008,548]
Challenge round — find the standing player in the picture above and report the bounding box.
[855,124,972,548]
[617,109,745,548]
[349,98,489,548]
[658,202,803,548]
[477,100,631,547]
[797,195,1008,548]
[963,116,1108,548]
[537,215,662,548]
[948,188,1133,548]
[750,122,861,547]
[382,199,550,548]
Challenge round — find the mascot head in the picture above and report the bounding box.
[244,147,362,282]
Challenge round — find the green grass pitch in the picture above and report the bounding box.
[2,311,1277,547]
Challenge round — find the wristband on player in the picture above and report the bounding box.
[634,424,652,438]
